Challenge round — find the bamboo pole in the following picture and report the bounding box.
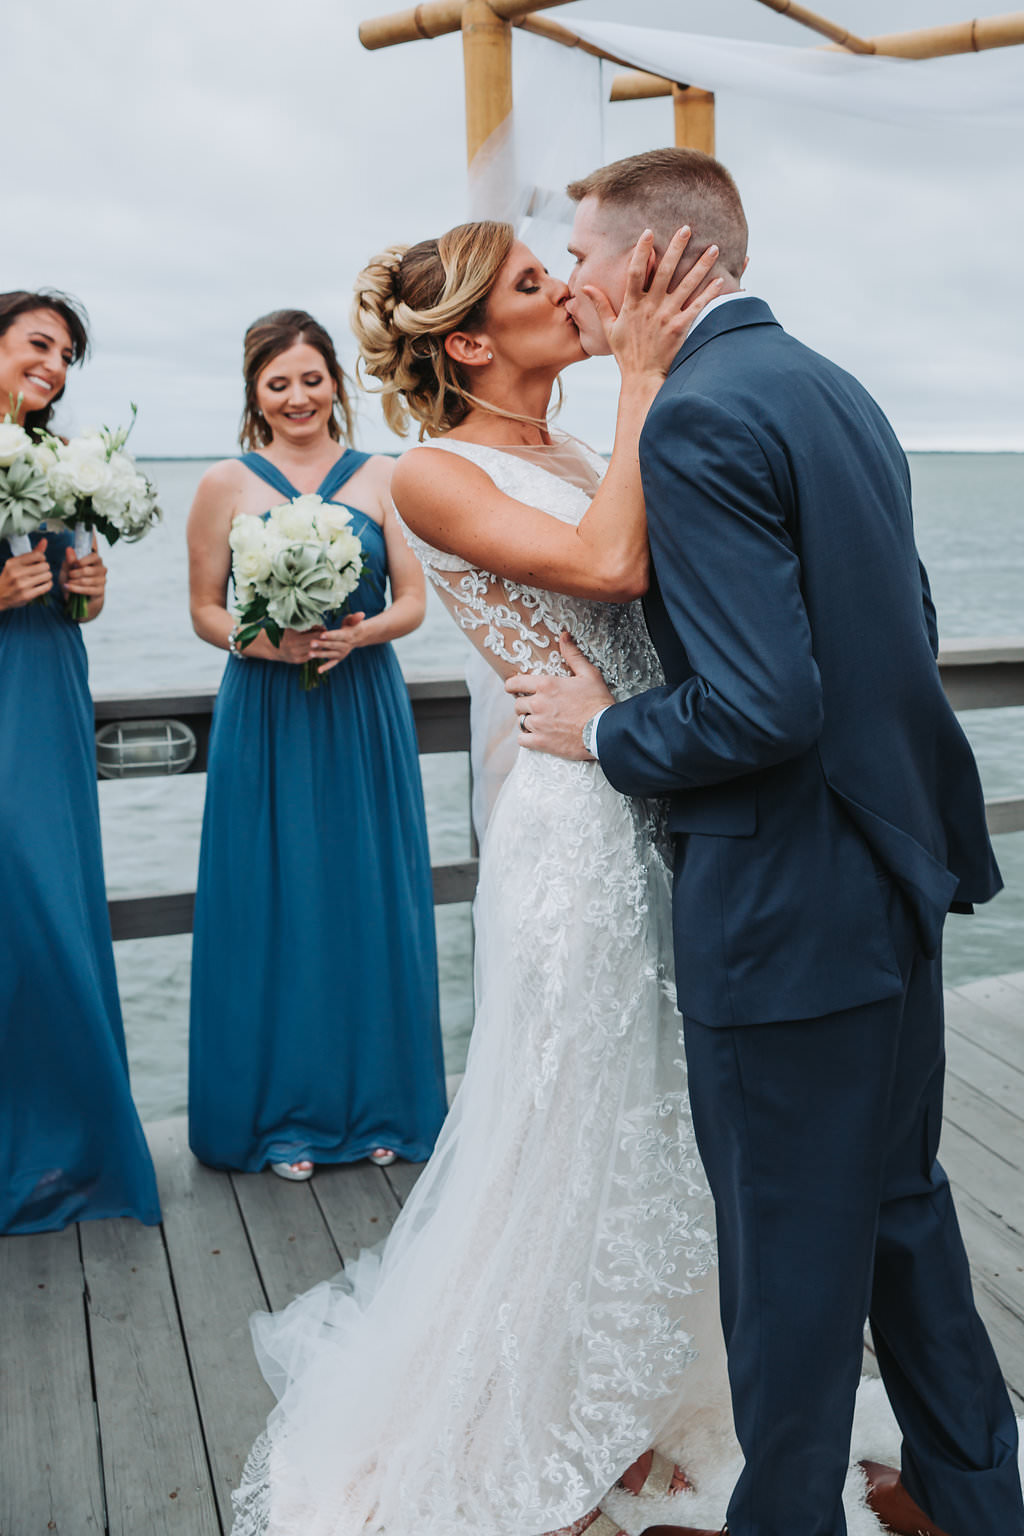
[830,12,1024,58]
[673,86,716,153]
[749,0,875,51]
[515,10,659,71]
[462,0,513,165]
[359,0,574,51]
[610,69,677,101]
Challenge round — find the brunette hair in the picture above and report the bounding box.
[240,309,355,450]
[0,289,90,433]
[351,221,515,439]
[567,148,748,281]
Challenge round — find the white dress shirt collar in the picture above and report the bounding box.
[686,289,758,337]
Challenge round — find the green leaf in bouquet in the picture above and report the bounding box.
[238,592,270,623]
[235,623,264,650]
[95,512,121,547]
[264,618,284,648]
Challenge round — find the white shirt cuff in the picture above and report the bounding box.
[588,705,611,760]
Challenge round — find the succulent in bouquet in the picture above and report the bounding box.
[0,402,55,559]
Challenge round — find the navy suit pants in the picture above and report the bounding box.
[682,876,1023,1536]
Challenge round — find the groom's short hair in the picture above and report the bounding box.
[567,149,748,281]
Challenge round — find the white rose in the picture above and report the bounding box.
[271,494,323,542]
[234,547,274,586]
[105,451,138,490]
[60,433,107,463]
[65,455,112,499]
[316,503,353,538]
[229,514,267,554]
[328,528,362,572]
[0,422,32,467]
[30,441,58,475]
[234,580,256,609]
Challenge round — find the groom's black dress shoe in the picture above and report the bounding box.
[861,1460,952,1536]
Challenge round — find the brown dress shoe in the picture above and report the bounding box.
[861,1460,952,1536]
[637,1525,725,1536]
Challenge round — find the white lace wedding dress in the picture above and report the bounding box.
[230,438,734,1536]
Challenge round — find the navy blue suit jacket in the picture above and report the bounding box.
[598,298,1001,1028]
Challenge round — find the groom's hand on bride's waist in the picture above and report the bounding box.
[505,633,614,760]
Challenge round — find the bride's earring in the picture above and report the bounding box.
[486,352,493,361]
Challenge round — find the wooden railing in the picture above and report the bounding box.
[95,639,1024,942]
[96,676,476,942]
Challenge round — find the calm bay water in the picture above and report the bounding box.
[83,454,1024,1122]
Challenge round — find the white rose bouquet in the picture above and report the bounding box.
[39,404,162,620]
[230,494,365,691]
[0,405,55,557]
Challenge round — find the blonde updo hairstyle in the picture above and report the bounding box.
[240,309,355,451]
[352,222,515,440]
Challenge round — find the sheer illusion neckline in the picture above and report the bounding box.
[429,435,603,498]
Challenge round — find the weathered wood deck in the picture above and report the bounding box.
[2,974,1022,1536]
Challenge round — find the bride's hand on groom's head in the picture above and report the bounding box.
[505,635,614,761]
[588,227,723,385]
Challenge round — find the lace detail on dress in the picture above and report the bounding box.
[395,438,665,702]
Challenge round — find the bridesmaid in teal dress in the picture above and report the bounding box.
[0,290,160,1234]
[187,309,447,1179]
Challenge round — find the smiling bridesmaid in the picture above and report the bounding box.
[187,309,447,1181]
[0,289,160,1234]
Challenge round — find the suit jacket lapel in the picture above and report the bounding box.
[668,296,781,377]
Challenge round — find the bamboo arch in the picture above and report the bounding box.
[358,3,1024,182]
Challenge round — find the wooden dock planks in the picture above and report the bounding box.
[1,975,1021,1535]
[146,1120,274,1532]
[941,973,1024,1409]
[0,1227,106,1535]
[80,1216,219,1536]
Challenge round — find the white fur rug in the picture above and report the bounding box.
[599,1379,1024,1534]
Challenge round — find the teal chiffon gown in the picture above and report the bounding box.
[0,532,161,1234]
[188,451,448,1171]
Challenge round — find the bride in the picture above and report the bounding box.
[231,222,736,1536]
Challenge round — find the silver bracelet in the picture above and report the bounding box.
[228,624,246,658]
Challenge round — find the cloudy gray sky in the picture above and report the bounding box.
[4,0,1022,454]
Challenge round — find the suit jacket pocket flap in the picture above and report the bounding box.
[668,780,757,838]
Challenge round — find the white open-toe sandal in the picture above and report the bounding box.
[270,1160,314,1181]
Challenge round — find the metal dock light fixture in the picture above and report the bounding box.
[95,719,198,779]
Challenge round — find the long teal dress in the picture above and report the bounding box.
[188,451,447,1171]
[0,532,161,1234]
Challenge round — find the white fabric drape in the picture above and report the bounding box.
[570,22,1024,122]
[465,33,607,838]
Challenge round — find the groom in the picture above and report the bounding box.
[508,149,1023,1536]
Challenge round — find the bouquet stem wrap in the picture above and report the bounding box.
[67,521,94,621]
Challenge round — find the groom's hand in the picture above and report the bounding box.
[505,634,614,760]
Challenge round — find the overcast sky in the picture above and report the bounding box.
[4,0,1022,454]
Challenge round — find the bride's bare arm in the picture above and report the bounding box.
[391,231,722,603]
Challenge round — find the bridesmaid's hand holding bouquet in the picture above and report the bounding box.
[230,494,365,691]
